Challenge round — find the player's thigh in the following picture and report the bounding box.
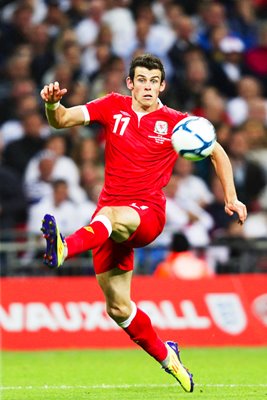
[92,238,135,274]
[126,205,165,247]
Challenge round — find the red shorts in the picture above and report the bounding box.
[92,203,165,274]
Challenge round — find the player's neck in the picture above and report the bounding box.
[131,98,163,114]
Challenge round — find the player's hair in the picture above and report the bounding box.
[129,54,165,83]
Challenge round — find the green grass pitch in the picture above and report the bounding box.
[1,347,267,400]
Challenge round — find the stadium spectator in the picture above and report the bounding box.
[194,121,232,186]
[43,0,69,39]
[102,0,136,59]
[193,86,231,126]
[205,23,229,63]
[23,149,56,205]
[42,62,84,104]
[65,0,89,27]
[168,15,199,83]
[0,77,38,126]
[2,111,47,177]
[39,54,246,392]
[154,232,213,279]
[172,57,211,112]
[245,19,267,84]
[29,22,56,87]
[258,186,267,211]
[173,156,214,208]
[0,0,47,25]
[154,173,214,249]
[64,81,90,109]
[226,75,264,126]
[227,0,258,50]
[169,44,207,87]
[205,175,235,239]
[3,44,33,82]
[125,3,176,78]
[247,97,267,126]
[80,24,113,81]
[139,173,190,274]
[61,41,87,83]
[152,174,190,248]
[243,119,267,179]
[209,35,250,98]
[195,1,228,52]
[0,161,27,231]
[0,92,41,148]
[0,52,36,124]
[90,55,128,99]
[227,128,266,211]
[24,134,87,204]
[23,177,93,268]
[0,3,34,62]
[27,179,88,235]
[53,27,79,54]
[0,160,28,276]
[213,122,232,153]
[74,0,106,50]
[152,0,184,28]
[79,161,104,204]
[72,136,101,167]
[243,210,267,239]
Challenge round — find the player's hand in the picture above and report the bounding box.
[40,81,67,104]
[224,199,247,225]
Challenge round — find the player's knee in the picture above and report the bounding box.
[106,303,131,323]
[97,206,129,239]
[97,206,114,223]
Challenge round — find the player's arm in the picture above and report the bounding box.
[40,81,88,128]
[210,142,247,224]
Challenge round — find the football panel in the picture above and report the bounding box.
[173,117,216,143]
[171,131,204,152]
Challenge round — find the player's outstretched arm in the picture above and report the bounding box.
[210,142,247,225]
[40,81,86,129]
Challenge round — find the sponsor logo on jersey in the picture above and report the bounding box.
[120,111,131,117]
[130,202,148,210]
[83,226,94,234]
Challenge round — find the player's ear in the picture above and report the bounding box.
[126,76,134,90]
[159,80,166,93]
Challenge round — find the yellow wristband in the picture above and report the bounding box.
[45,101,60,110]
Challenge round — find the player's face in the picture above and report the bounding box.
[126,67,166,112]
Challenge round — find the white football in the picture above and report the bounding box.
[171,116,217,161]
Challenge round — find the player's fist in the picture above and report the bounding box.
[224,199,247,225]
[40,81,67,103]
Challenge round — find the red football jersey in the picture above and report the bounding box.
[84,93,187,213]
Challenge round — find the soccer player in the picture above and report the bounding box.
[40,54,247,393]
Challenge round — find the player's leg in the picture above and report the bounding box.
[96,266,169,360]
[94,240,194,393]
[41,206,140,268]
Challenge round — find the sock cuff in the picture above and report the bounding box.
[91,215,112,236]
[118,301,137,328]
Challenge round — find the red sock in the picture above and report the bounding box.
[65,215,112,258]
[120,304,168,363]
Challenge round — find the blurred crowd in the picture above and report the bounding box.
[0,0,267,274]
